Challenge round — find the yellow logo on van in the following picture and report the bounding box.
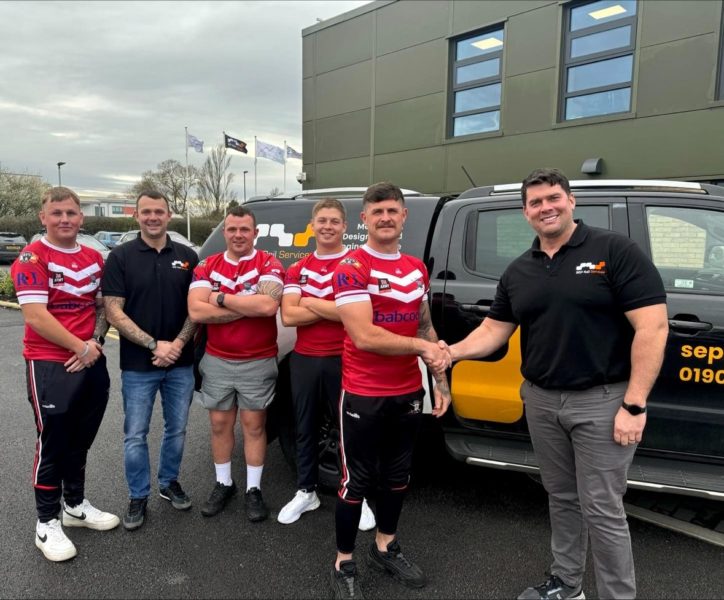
[256,223,314,248]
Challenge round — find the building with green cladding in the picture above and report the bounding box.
[300,0,724,194]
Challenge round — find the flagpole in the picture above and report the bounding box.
[185,126,191,240]
[254,136,258,196]
[283,140,287,194]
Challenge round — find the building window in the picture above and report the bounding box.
[112,206,124,215]
[449,26,504,137]
[718,5,724,100]
[561,0,637,121]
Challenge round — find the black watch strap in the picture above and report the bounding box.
[622,401,647,415]
[93,335,105,347]
[217,292,226,307]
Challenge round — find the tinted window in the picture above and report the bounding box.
[646,206,724,294]
[469,206,610,277]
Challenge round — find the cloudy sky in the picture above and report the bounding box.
[0,1,369,200]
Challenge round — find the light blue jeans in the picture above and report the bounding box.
[122,366,194,499]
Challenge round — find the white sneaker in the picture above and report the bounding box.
[358,498,376,531]
[35,519,77,562]
[62,498,120,531]
[277,490,321,524]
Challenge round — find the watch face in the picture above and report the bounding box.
[148,340,157,351]
[624,402,645,415]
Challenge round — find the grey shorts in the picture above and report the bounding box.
[198,354,278,411]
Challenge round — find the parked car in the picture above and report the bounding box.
[199,182,724,501]
[0,232,28,263]
[117,229,199,254]
[94,230,123,249]
[30,231,111,262]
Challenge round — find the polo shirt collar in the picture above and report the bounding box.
[531,219,588,254]
[136,232,174,252]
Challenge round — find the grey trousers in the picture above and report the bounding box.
[521,380,637,600]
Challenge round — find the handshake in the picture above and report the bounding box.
[420,340,453,375]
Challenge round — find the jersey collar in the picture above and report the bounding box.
[40,236,80,254]
[361,244,401,261]
[313,247,349,260]
[224,248,257,265]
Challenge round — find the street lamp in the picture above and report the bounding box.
[243,170,248,203]
[56,162,66,186]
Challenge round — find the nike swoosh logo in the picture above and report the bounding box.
[37,533,47,543]
[65,509,86,520]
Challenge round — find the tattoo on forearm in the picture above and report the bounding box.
[416,303,439,342]
[434,373,451,395]
[202,311,242,324]
[94,304,110,338]
[104,296,153,347]
[257,280,283,302]
[176,317,197,344]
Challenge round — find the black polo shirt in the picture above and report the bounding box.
[489,221,666,390]
[102,233,199,371]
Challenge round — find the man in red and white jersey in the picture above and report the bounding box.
[11,187,119,563]
[277,198,374,530]
[328,182,451,599]
[188,206,284,523]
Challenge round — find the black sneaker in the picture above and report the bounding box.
[517,575,585,600]
[367,539,426,589]
[244,487,269,522]
[159,481,192,511]
[200,481,237,517]
[123,498,147,531]
[330,560,364,599]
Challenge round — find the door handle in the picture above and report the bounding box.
[668,319,712,332]
[460,304,490,314]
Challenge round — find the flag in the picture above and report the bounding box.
[286,145,302,160]
[224,132,248,154]
[256,139,285,164]
[186,132,204,153]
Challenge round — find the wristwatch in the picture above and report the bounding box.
[92,335,105,347]
[146,339,158,351]
[622,401,647,415]
[216,292,226,307]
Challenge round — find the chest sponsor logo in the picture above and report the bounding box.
[378,278,391,293]
[51,272,65,286]
[212,281,221,292]
[299,274,308,285]
[373,310,420,324]
[575,261,606,275]
[171,260,190,270]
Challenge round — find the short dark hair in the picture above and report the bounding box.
[136,189,170,211]
[363,182,404,206]
[312,198,346,220]
[225,205,256,228]
[42,186,80,207]
[521,168,571,206]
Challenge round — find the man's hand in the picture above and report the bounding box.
[420,340,451,373]
[431,383,451,418]
[151,340,182,368]
[613,408,646,446]
[64,338,102,373]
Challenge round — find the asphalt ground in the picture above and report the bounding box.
[0,306,723,599]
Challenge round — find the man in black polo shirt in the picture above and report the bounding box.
[441,168,668,600]
[102,190,198,531]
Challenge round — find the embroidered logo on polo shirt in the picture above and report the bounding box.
[171,260,190,270]
[575,261,607,275]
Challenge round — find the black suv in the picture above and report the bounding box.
[200,182,724,499]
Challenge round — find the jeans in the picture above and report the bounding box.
[122,365,194,499]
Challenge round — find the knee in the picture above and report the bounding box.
[243,422,265,440]
[209,418,232,437]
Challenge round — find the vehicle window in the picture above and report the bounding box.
[646,206,724,295]
[469,205,609,277]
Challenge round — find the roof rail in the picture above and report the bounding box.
[491,179,706,195]
[246,187,425,202]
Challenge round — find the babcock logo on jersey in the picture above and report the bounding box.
[575,260,607,275]
[373,310,420,324]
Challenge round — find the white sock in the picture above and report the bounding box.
[215,462,232,486]
[246,464,263,491]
